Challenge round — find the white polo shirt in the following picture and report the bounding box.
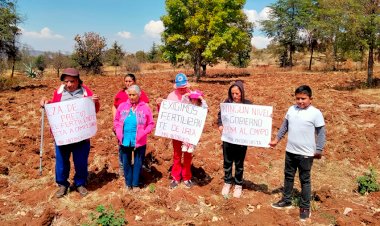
[285,105,325,156]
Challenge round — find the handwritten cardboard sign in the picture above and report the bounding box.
[220,103,272,148]
[45,97,97,146]
[155,99,207,145]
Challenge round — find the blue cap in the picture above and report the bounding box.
[174,73,189,89]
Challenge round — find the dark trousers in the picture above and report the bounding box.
[118,145,124,171]
[120,145,146,187]
[55,140,90,187]
[222,141,247,186]
[283,151,314,209]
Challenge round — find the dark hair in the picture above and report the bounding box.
[125,73,136,82]
[295,85,312,97]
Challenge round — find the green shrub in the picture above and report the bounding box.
[357,168,380,195]
[148,183,155,193]
[83,205,127,226]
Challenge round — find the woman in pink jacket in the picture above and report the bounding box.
[114,85,155,190]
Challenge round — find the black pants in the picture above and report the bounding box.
[283,151,314,209]
[223,142,247,186]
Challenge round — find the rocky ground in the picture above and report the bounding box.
[0,65,379,225]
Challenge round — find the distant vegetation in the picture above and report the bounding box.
[0,0,379,86]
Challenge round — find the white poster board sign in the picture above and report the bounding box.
[155,99,207,145]
[45,97,97,146]
[220,103,273,148]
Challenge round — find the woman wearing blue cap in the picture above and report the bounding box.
[157,73,193,189]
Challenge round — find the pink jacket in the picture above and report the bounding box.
[50,84,100,113]
[114,100,155,148]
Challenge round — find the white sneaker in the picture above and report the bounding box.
[221,183,232,196]
[187,146,194,153]
[181,145,187,152]
[233,185,242,198]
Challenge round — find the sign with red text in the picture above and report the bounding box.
[155,99,207,145]
[220,103,272,148]
[45,97,97,146]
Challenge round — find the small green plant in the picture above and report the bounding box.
[83,204,127,226]
[357,168,380,195]
[148,183,156,193]
[291,194,300,207]
[290,191,318,211]
[23,63,37,78]
[320,212,337,226]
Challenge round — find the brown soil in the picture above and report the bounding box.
[0,66,379,225]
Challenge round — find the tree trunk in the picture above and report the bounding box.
[11,58,15,78]
[308,46,314,71]
[368,46,374,86]
[201,62,206,77]
[367,0,376,87]
[333,42,338,71]
[289,44,294,68]
[193,50,201,82]
[308,39,316,71]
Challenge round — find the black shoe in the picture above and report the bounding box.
[271,199,292,209]
[142,164,151,173]
[300,208,311,221]
[77,186,88,197]
[169,180,179,189]
[55,185,68,198]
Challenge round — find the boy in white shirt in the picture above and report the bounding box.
[269,85,326,221]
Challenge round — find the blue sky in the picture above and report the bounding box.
[17,0,275,53]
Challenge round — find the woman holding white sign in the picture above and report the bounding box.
[156,73,194,189]
[40,68,100,198]
[114,85,154,191]
[217,80,252,198]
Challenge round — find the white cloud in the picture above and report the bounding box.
[20,27,64,39]
[117,31,132,39]
[251,35,272,49]
[244,7,271,29]
[144,20,164,38]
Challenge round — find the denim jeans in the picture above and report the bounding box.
[118,145,123,172]
[120,145,146,187]
[222,141,247,186]
[55,140,90,187]
[283,151,314,209]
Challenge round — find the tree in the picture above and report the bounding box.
[34,55,46,75]
[161,0,253,81]
[0,0,22,77]
[357,0,380,86]
[72,32,106,74]
[261,0,312,67]
[105,41,124,75]
[135,50,148,63]
[148,42,158,63]
[51,51,71,77]
[309,0,362,71]
[147,42,163,63]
